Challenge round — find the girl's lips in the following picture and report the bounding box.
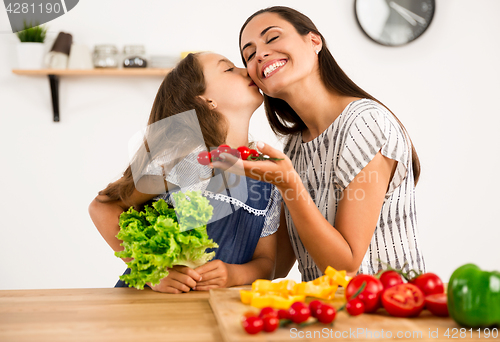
[249,80,257,86]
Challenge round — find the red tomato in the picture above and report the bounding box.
[315,304,336,324]
[308,300,323,317]
[197,151,211,165]
[259,307,278,319]
[288,302,310,323]
[211,150,220,161]
[346,298,365,316]
[217,144,231,154]
[277,309,290,320]
[237,146,251,160]
[230,148,241,158]
[425,293,449,317]
[345,274,384,313]
[241,316,263,334]
[248,149,259,159]
[409,273,445,296]
[382,283,425,317]
[262,315,279,332]
[378,270,404,290]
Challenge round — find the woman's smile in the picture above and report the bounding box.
[262,59,288,79]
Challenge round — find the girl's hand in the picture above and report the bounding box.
[147,265,202,294]
[193,260,233,291]
[212,141,297,190]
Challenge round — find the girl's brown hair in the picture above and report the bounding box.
[98,53,228,207]
[239,6,420,185]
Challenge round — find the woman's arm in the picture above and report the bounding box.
[274,203,296,279]
[215,144,395,275]
[194,232,277,290]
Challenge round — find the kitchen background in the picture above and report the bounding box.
[0,0,498,290]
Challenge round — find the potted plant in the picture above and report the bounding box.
[16,21,48,69]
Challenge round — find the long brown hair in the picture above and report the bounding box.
[239,6,421,185]
[98,53,228,207]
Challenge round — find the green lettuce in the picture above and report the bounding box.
[115,190,218,289]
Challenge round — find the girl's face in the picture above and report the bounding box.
[240,13,321,97]
[198,53,263,114]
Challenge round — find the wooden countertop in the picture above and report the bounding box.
[0,287,486,342]
[0,287,221,342]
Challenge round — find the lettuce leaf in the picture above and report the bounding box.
[115,190,218,289]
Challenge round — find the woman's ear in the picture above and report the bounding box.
[310,32,322,54]
[197,95,218,110]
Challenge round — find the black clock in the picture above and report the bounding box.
[354,0,435,46]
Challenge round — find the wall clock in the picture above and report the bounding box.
[354,0,435,46]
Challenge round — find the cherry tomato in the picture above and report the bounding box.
[197,151,211,165]
[409,273,445,296]
[346,298,365,316]
[210,150,220,162]
[382,283,425,317]
[237,146,251,160]
[345,274,384,313]
[248,149,259,159]
[308,300,323,318]
[425,293,449,317]
[262,315,279,332]
[241,316,263,334]
[259,307,278,319]
[378,270,404,290]
[230,148,241,158]
[241,311,257,320]
[277,309,290,320]
[217,144,231,155]
[288,302,310,323]
[315,304,336,324]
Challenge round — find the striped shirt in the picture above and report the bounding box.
[283,99,425,281]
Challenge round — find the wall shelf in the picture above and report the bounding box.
[12,68,172,122]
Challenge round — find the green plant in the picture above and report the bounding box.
[16,21,47,43]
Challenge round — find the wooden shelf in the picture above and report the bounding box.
[12,68,172,122]
[12,68,172,76]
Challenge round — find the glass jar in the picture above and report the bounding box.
[93,44,119,68]
[123,45,147,68]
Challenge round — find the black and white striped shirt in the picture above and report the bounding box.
[283,99,425,281]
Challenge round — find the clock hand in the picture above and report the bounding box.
[390,1,427,25]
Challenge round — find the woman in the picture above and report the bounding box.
[89,52,281,293]
[217,6,425,281]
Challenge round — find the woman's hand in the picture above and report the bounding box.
[147,265,202,294]
[193,260,233,291]
[212,141,297,190]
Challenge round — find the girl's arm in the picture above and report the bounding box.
[89,186,158,258]
[88,176,203,292]
[274,203,296,279]
[194,232,277,290]
[215,144,395,275]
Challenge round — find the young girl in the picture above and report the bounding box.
[89,52,281,293]
[216,6,426,281]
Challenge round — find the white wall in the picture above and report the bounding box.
[0,0,498,290]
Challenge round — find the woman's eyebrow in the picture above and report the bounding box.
[241,26,280,52]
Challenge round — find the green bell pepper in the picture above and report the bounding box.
[447,264,500,328]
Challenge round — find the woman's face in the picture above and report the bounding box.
[198,53,263,114]
[240,12,321,97]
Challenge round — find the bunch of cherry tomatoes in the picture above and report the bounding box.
[197,144,281,165]
[241,300,337,335]
[345,269,448,318]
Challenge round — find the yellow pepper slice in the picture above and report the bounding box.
[240,290,254,304]
[325,266,350,288]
